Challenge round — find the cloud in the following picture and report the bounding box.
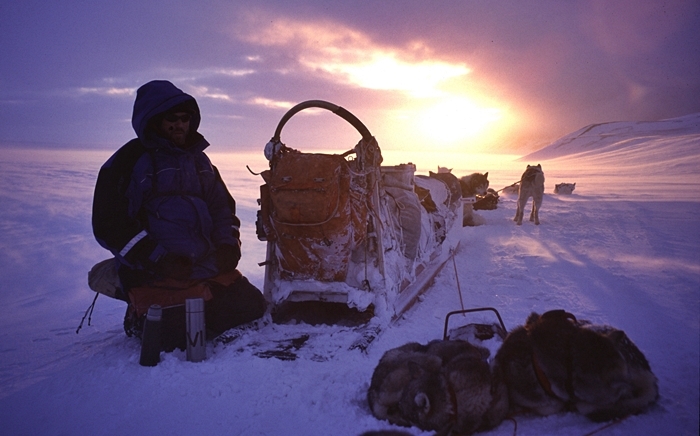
[247,97,295,109]
[2,1,698,153]
[229,12,471,98]
[222,10,508,151]
[76,87,135,97]
[579,0,698,56]
[188,86,234,102]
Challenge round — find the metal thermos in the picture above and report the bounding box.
[186,298,206,362]
[139,304,162,367]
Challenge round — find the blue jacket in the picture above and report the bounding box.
[92,81,239,296]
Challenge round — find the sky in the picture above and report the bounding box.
[1,0,699,155]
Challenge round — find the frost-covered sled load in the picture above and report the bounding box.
[256,100,463,325]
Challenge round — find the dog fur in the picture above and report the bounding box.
[474,189,499,211]
[368,340,508,435]
[459,172,489,197]
[493,310,659,422]
[554,183,576,194]
[514,164,545,225]
[367,342,441,427]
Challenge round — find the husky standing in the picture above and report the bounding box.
[514,164,545,225]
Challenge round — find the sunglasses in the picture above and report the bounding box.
[163,113,192,123]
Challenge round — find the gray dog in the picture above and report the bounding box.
[368,340,508,435]
[367,342,440,427]
[514,164,545,225]
[459,172,489,197]
[493,310,659,422]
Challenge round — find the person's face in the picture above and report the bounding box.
[159,112,191,147]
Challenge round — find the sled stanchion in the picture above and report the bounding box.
[443,307,507,340]
[272,100,373,143]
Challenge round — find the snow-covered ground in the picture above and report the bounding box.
[0,114,698,435]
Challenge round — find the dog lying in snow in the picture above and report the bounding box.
[493,310,658,422]
[368,340,508,435]
[554,182,576,194]
[514,164,545,225]
[474,188,499,211]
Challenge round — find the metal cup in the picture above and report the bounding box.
[185,298,206,362]
[139,304,162,367]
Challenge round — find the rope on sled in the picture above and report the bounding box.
[495,180,520,194]
[451,249,465,313]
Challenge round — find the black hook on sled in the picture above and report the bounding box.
[443,307,507,340]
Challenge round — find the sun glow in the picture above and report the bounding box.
[316,55,470,97]
[416,97,502,144]
[232,13,510,151]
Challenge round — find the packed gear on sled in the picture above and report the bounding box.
[256,100,464,325]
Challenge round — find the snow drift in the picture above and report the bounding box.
[0,113,698,435]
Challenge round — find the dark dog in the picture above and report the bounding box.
[514,164,544,225]
[474,189,499,211]
[459,172,489,197]
[493,310,658,422]
[368,340,508,435]
[367,342,440,427]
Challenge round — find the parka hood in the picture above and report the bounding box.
[131,80,202,145]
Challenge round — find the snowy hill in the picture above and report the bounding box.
[0,116,698,435]
[523,113,700,162]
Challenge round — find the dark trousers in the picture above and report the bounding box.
[205,275,267,336]
[126,275,267,352]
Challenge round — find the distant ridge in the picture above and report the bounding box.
[522,113,700,161]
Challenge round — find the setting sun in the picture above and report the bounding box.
[416,97,502,144]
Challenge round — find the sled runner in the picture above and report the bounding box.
[257,100,464,326]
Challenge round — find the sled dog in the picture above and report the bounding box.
[493,310,659,422]
[514,164,544,225]
[368,340,508,435]
[554,182,576,194]
[459,172,489,197]
[474,189,499,211]
[367,342,441,427]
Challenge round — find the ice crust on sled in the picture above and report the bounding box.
[257,101,464,324]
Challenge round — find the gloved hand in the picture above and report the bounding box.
[215,244,241,273]
[155,252,193,281]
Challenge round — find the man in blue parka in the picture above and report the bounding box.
[92,80,266,351]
